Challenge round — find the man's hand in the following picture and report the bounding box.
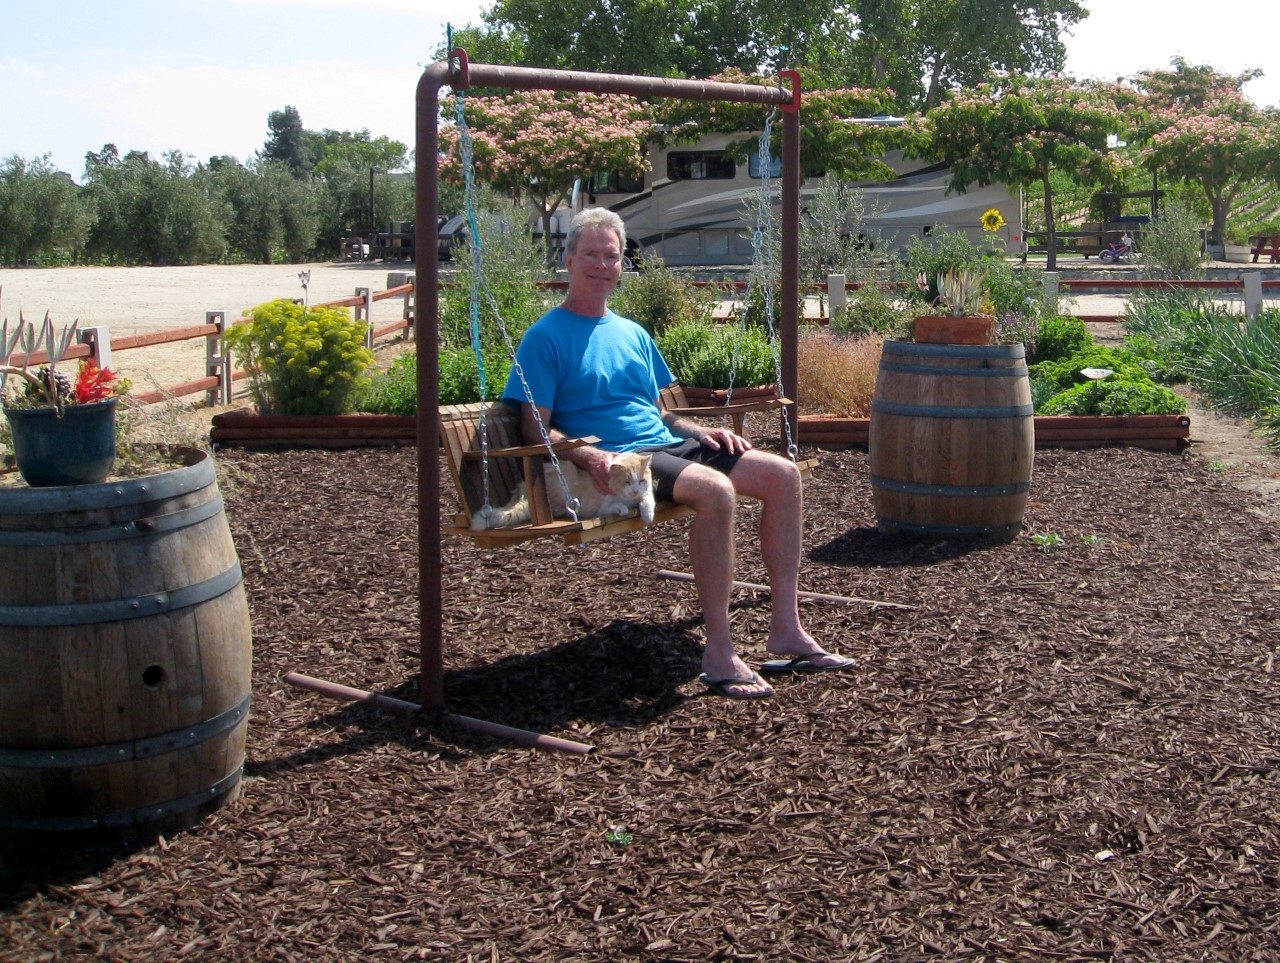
[696,425,753,455]
[572,446,616,495]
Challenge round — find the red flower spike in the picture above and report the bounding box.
[75,361,119,404]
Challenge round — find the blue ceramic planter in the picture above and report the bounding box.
[4,398,118,487]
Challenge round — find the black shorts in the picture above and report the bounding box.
[638,438,744,502]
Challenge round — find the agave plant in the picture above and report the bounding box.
[934,268,988,317]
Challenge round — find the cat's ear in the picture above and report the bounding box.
[637,453,653,468]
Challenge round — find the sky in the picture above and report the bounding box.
[4,0,1278,182]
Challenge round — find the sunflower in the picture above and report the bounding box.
[981,209,1005,232]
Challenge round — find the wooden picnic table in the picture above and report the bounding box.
[1250,235,1280,263]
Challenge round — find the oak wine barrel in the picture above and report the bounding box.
[869,340,1034,541]
[0,448,252,835]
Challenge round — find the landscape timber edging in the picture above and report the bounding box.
[210,410,1192,453]
[797,414,1192,453]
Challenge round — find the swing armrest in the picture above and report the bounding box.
[460,435,602,461]
[664,397,792,418]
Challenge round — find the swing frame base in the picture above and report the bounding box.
[284,672,594,755]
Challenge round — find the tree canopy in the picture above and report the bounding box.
[440,0,1087,112]
[1130,59,1280,245]
[919,72,1127,268]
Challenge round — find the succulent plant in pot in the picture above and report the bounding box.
[2,315,128,487]
[912,267,996,345]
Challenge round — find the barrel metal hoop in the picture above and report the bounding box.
[0,693,251,769]
[0,495,224,547]
[0,449,213,514]
[0,764,244,832]
[871,401,1036,420]
[883,340,1026,360]
[876,514,1024,539]
[876,361,1028,378]
[0,561,243,627]
[871,475,1032,498]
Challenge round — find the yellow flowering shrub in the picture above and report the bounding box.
[227,299,374,415]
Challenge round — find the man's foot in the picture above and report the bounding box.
[699,671,774,700]
[764,634,853,671]
[760,652,856,674]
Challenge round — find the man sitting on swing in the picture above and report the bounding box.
[503,208,855,700]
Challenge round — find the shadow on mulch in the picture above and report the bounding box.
[810,524,1008,567]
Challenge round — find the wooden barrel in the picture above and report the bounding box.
[0,448,252,835]
[869,340,1034,541]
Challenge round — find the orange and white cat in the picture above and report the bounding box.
[470,453,656,530]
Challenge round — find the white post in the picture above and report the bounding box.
[1243,272,1263,318]
[357,287,375,350]
[827,275,847,322]
[1042,271,1060,316]
[78,326,112,370]
[206,311,232,406]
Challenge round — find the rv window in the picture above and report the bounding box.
[587,170,644,195]
[667,151,736,181]
[748,155,782,179]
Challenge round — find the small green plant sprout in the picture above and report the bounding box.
[605,824,634,847]
[1209,459,1232,474]
[1081,534,1104,548]
[1031,532,1065,552]
[934,268,987,317]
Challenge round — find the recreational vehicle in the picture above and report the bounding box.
[554,132,1023,267]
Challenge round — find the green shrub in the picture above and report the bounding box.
[1030,345,1147,395]
[903,228,989,304]
[226,299,373,415]
[1038,379,1187,416]
[1028,315,1093,365]
[357,352,418,414]
[1140,197,1206,279]
[656,320,778,388]
[830,284,907,338]
[611,258,718,337]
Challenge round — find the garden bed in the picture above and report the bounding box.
[3,442,1277,960]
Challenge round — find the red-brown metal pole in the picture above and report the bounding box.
[779,70,802,447]
[416,61,449,710]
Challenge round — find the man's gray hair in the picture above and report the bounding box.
[566,208,626,254]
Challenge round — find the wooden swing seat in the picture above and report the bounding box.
[439,391,817,549]
[439,402,696,548]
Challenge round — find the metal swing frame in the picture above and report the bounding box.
[416,51,803,710]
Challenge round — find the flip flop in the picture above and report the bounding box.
[699,671,774,700]
[760,653,857,674]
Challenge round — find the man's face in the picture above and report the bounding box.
[566,226,623,297]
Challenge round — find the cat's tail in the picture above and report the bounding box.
[470,482,532,531]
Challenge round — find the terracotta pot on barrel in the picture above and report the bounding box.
[869,340,1034,541]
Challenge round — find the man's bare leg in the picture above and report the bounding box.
[674,464,773,697]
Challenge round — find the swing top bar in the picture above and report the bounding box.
[443,47,802,113]
[416,51,803,709]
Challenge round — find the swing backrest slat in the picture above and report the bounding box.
[439,402,528,525]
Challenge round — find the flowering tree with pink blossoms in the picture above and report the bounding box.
[440,90,652,261]
[1132,60,1280,246]
[917,72,1128,270]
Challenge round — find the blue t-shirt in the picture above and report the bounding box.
[501,306,680,452]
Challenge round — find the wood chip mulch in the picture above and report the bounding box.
[3,437,1280,962]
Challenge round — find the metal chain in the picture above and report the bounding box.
[453,92,580,522]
